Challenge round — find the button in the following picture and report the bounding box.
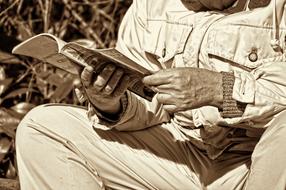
[248,49,258,62]
[162,47,166,58]
[194,121,202,127]
[270,39,280,49]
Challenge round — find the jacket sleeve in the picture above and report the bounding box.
[88,0,171,131]
[218,61,286,126]
[88,91,170,131]
[111,92,170,131]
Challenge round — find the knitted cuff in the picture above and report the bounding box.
[221,72,246,118]
[87,92,128,124]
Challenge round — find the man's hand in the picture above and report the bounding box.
[80,64,130,115]
[143,67,223,113]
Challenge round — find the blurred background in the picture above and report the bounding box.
[0,0,131,188]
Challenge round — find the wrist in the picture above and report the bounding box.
[88,97,125,124]
[220,71,246,118]
[87,93,129,123]
[86,92,122,115]
[95,100,121,115]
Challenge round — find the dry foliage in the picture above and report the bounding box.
[0,0,131,179]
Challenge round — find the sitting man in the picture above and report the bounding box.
[16,0,286,189]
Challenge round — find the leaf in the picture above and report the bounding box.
[35,69,60,98]
[35,68,72,87]
[0,109,21,138]
[1,108,24,120]
[5,160,17,179]
[1,87,37,102]
[0,78,13,96]
[51,78,74,102]
[16,22,33,41]
[0,124,17,139]
[10,102,35,115]
[45,73,64,87]
[0,51,21,65]
[0,137,12,162]
[0,67,5,80]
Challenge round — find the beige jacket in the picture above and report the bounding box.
[90,0,286,159]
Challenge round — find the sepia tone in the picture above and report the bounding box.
[0,0,131,189]
[1,0,286,189]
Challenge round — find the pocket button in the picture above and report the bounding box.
[248,49,258,62]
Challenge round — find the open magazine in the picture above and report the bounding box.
[12,33,155,101]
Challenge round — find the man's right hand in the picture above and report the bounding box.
[80,64,130,115]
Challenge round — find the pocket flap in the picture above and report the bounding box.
[143,11,193,63]
[207,24,285,69]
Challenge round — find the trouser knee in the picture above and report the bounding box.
[264,110,286,142]
[252,110,286,158]
[16,105,47,157]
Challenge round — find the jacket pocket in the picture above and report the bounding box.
[206,0,286,70]
[163,11,194,62]
[143,11,194,63]
[207,24,286,70]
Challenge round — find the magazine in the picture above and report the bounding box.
[12,33,155,101]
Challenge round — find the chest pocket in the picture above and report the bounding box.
[207,24,286,69]
[143,11,193,64]
[206,2,286,70]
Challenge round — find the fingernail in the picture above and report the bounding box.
[105,86,112,93]
[73,78,81,87]
[86,65,93,72]
[75,88,81,96]
[142,77,148,83]
[75,88,86,103]
[151,86,158,92]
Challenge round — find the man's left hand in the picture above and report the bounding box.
[143,67,223,113]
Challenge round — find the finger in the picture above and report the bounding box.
[81,66,94,87]
[73,77,82,89]
[113,75,130,97]
[156,93,176,105]
[162,104,178,113]
[75,88,87,103]
[142,69,173,86]
[151,84,176,94]
[103,68,124,95]
[93,64,116,91]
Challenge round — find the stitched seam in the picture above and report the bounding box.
[146,18,194,27]
[219,24,286,30]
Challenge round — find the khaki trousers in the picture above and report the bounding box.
[16,104,286,190]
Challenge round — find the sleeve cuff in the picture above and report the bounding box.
[221,72,246,118]
[87,93,129,124]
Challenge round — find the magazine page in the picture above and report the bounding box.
[12,33,80,75]
[13,33,155,100]
[61,42,155,101]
